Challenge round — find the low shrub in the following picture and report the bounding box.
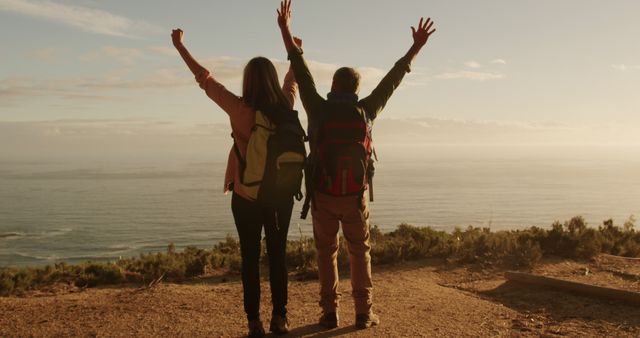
[1,215,637,296]
[76,263,126,287]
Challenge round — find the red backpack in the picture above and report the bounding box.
[300,103,375,219]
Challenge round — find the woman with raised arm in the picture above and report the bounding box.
[171,29,300,337]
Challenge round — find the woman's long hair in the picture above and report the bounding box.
[242,57,291,112]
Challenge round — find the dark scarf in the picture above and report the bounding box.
[327,91,359,104]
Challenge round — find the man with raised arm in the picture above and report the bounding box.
[277,0,436,330]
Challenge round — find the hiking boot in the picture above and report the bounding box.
[248,319,265,338]
[355,311,380,329]
[269,314,290,335]
[318,312,339,329]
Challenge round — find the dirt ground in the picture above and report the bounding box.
[1,256,639,337]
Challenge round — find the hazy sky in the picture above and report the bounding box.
[1,0,640,151]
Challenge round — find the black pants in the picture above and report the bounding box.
[231,192,293,321]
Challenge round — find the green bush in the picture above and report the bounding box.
[76,263,126,287]
[1,215,638,296]
[0,269,16,295]
[372,223,449,264]
[508,235,543,268]
[286,237,315,272]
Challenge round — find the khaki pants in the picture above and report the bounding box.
[311,192,372,315]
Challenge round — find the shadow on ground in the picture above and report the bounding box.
[479,280,640,329]
[273,324,359,338]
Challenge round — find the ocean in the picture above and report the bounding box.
[1,145,639,267]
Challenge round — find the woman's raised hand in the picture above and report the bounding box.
[171,29,184,48]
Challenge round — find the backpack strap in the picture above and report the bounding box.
[231,133,247,184]
[300,194,312,219]
[300,159,315,219]
[367,158,375,202]
[365,113,376,202]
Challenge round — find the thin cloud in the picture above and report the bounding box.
[3,118,638,151]
[435,71,504,81]
[0,77,119,106]
[0,69,192,97]
[148,46,176,57]
[26,47,63,62]
[611,64,640,71]
[372,117,640,146]
[80,46,144,65]
[189,56,387,92]
[0,57,235,103]
[272,58,387,92]
[433,60,506,82]
[0,56,389,105]
[79,69,194,89]
[52,119,228,137]
[0,0,160,38]
[464,61,481,68]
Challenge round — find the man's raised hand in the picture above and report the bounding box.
[277,0,292,30]
[277,0,297,54]
[411,18,436,48]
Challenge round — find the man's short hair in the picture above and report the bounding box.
[332,67,361,94]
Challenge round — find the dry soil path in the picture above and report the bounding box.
[1,261,639,337]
